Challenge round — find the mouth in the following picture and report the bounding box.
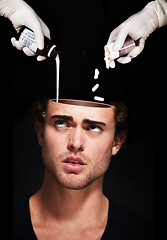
[62,156,86,172]
[63,156,86,165]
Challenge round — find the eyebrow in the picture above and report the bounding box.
[51,115,106,127]
[51,115,73,121]
[83,119,106,127]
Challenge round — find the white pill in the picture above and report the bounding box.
[94,96,104,102]
[94,69,100,79]
[92,84,99,92]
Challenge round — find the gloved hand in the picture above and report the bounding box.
[0,0,50,61]
[105,5,159,68]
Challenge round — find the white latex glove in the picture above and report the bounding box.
[105,5,159,68]
[0,0,50,61]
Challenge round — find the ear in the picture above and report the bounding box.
[35,121,44,146]
[112,135,126,155]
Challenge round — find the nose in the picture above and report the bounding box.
[67,127,85,153]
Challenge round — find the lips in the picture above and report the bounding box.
[62,156,86,173]
[63,156,86,165]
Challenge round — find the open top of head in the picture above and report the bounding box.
[51,99,112,108]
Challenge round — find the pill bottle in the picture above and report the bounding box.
[104,36,136,60]
[19,27,60,59]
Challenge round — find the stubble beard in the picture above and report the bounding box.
[42,150,112,191]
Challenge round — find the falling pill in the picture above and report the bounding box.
[92,84,99,92]
[94,69,100,79]
[94,96,104,102]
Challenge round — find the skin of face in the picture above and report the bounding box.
[35,100,123,191]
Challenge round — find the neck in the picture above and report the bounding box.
[30,169,108,226]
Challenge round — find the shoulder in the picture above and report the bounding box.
[104,199,153,240]
[13,196,37,240]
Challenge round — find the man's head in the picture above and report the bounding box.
[33,99,128,190]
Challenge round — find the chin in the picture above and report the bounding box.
[52,170,105,191]
[45,161,106,191]
[56,174,94,190]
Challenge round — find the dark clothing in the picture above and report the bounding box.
[13,196,153,240]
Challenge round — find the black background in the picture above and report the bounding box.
[1,0,167,220]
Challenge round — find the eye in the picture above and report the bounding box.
[55,120,69,129]
[88,124,103,133]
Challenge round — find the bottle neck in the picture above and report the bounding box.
[49,45,60,59]
[47,45,57,57]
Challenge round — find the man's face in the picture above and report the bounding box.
[36,100,122,190]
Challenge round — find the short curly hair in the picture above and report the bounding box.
[32,98,128,143]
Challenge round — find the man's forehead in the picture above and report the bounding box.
[47,100,116,122]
